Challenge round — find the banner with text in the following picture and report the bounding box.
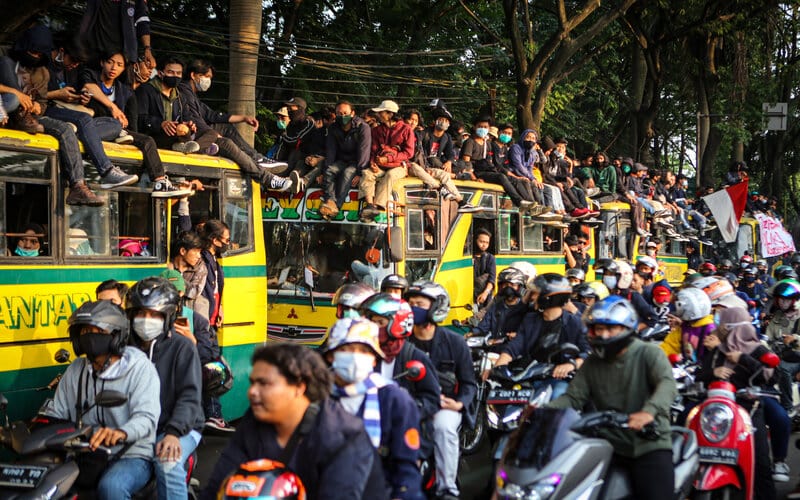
[754,213,796,258]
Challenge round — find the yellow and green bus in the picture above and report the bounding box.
[0,128,266,421]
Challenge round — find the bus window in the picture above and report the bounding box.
[66,190,157,258]
[522,216,543,252]
[223,176,253,254]
[2,182,51,258]
[497,212,519,253]
[406,258,437,283]
[407,208,425,251]
[542,225,562,253]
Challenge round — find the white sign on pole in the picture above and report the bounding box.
[763,102,787,131]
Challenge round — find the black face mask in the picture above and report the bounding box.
[289,109,304,122]
[17,52,46,68]
[162,76,180,88]
[216,242,229,255]
[523,140,535,150]
[79,333,115,361]
[502,286,520,299]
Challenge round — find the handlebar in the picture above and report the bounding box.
[570,410,660,440]
[63,438,114,455]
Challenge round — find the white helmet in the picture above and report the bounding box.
[674,287,711,322]
[510,261,538,287]
[615,260,634,289]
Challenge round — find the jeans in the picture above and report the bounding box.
[531,378,570,399]
[129,131,165,179]
[1,92,18,115]
[432,408,461,497]
[44,106,119,175]
[636,196,657,215]
[543,184,565,211]
[778,360,800,410]
[761,396,790,461]
[153,430,201,500]
[203,395,222,419]
[215,136,270,185]
[214,122,262,162]
[475,171,523,205]
[37,115,86,185]
[97,457,152,500]
[324,161,359,208]
[0,57,22,115]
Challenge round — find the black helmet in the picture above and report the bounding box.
[202,355,234,397]
[125,276,181,335]
[743,266,758,278]
[68,300,130,358]
[593,258,619,277]
[791,253,800,268]
[404,280,450,323]
[529,273,572,310]
[585,296,638,360]
[775,265,798,281]
[565,268,586,282]
[720,259,734,269]
[332,282,375,318]
[380,274,409,294]
[498,267,526,287]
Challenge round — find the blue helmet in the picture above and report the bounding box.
[584,296,639,360]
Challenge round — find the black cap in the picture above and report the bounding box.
[284,97,307,110]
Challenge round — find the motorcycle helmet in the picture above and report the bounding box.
[68,300,129,358]
[380,274,409,295]
[773,279,800,313]
[774,265,798,282]
[585,296,639,360]
[565,268,586,284]
[755,259,767,270]
[498,267,527,287]
[202,356,234,397]
[791,253,800,270]
[723,272,740,286]
[529,273,572,310]
[125,276,181,335]
[219,459,306,499]
[615,260,634,289]
[693,276,735,305]
[575,282,609,302]
[719,259,734,271]
[698,262,717,276]
[509,261,537,285]
[404,280,450,323]
[742,267,758,282]
[740,254,753,267]
[594,258,620,290]
[674,288,712,322]
[359,293,414,339]
[635,255,658,273]
[324,317,385,358]
[332,282,375,319]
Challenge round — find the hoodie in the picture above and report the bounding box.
[46,347,160,461]
[134,327,204,437]
[506,129,539,180]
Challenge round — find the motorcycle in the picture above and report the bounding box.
[685,379,779,500]
[496,408,699,499]
[459,335,499,455]
[639,322,671,342]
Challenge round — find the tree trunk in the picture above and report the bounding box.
[229,0,263,146]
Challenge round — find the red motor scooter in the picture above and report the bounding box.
[685,378,779,500]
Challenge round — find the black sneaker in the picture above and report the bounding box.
[99,166,138,189]
[152,177,193,198]
[172,141,200,154]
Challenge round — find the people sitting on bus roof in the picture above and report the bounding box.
[12,222,46,257]
[359,99,413,223]
[0,25,137,207]
[319,100,371,220]
[270,97,317,186]
[402,108,480,214]
[287,103,329,195]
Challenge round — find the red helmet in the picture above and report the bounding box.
[699,262,717,275]
[360,293,414,339]
[220,459,306,500]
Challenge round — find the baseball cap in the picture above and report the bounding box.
[488,126,499,139]
[159,269,186,293]
[276,107,289,117]
[652,285,672,304]
[372,100,400,114]
[634,162,648,172]
[284,97,307,110]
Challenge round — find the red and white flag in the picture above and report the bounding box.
[702,181,748,243]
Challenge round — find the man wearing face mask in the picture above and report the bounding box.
[127,276,204,500]
[594,259,657,329]
[325,317,424,500]
[403,281,476,500]
[271,97,319,188]
[45,300,160,499]
[469,267,528,351]
[489,274,590,397]
[507,128,547,211]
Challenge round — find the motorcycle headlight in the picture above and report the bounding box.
[496,475,561,500]
[700,402,734,443]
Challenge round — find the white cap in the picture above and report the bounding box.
[372,100,399,113]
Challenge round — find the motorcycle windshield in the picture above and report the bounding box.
[503,407,580,469]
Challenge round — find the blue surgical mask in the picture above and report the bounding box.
[410,305,430,326]
[276,120,287,130]
[475,127,489,138]
[498,133,512,144]
[331,351,374,384]
[14,246,38,257]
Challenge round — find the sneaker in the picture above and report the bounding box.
[204,417,235,433]
[586,187,600,197]
[457,202,484,213]
[584,218,604,227]
[360,204,381,222]
[99,166,138,189]
[267,175,292,192]
[290,171,305,195]
[319,199,339,219]
[172,140,200,154]
[636,227,652,237]
[66,182,105,206]
[520,200,535,210]
[115,130,134,145]
[704,224,717,232]
[537,212,562,220]
[440,186,457,201]
[258,158,290,174]
[151,177,193,198]
[204,143,220,156]
[656,219,674,229]
[570,207,590,217]
[773,461,790,482]
[698,237,713,246]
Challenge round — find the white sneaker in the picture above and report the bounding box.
[773,461,790,482]
[115,130,134,144]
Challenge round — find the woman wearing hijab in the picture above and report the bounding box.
[696,306,782,500]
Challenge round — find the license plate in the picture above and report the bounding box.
[487,388,532,404]
[0,464,48,488]
[698,447,739,465]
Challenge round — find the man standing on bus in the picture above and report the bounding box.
[359,100,413,222]
[320,100,371,220]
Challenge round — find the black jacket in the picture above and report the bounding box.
[135,328,204,437]
[79,0,150,62]
[201,249,224,324]
[200,400,387,500]
[177,80,231,134]
[379,341,441,421]
[326,116,372,170]
[503,310,591,362]
[135,79,190,135]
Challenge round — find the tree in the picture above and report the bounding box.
[0,0,64,45]
[228,0,263,145]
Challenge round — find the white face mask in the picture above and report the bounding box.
[331,351,374,384]
[602,275,618,290]
[133,316,164,341]
[195,76,211,92]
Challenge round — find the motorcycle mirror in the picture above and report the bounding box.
[403,360,426,382]
[54,349,71,364]
[550,343,580,362]
[667,353,682,366]
[95,390,128,408]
